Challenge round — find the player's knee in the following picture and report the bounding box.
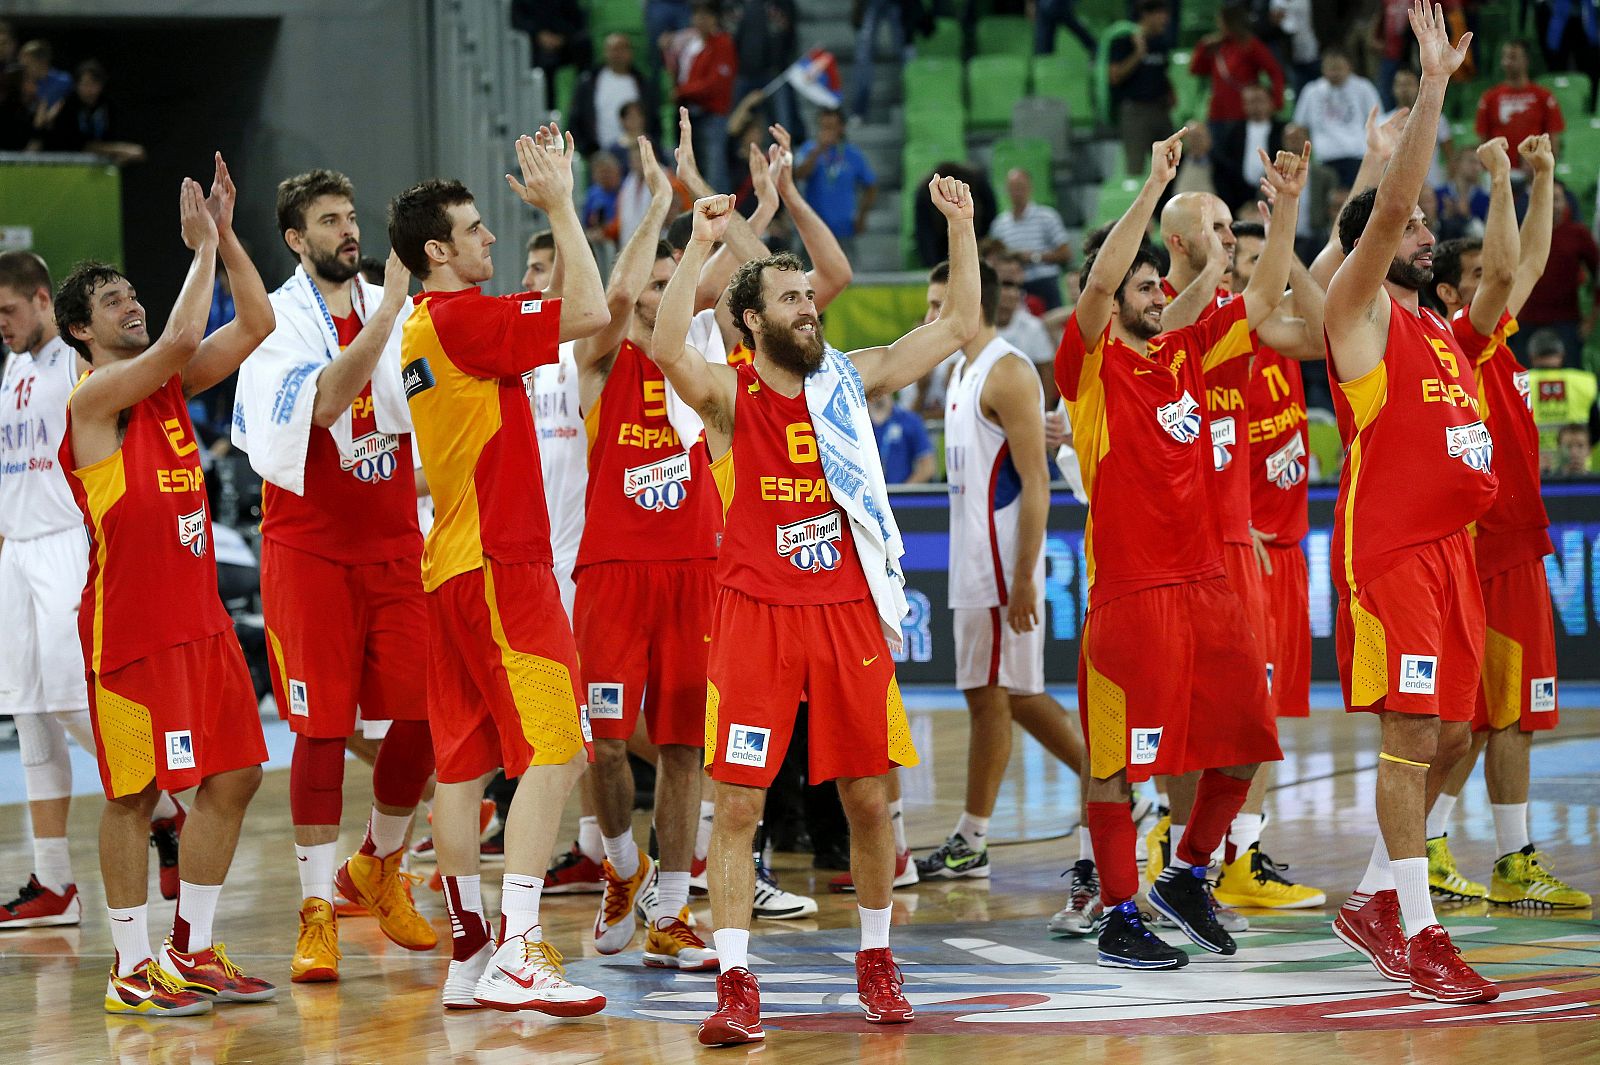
[206,764,264,807]
[1380,711,1439,760]
[656,743,701,775]
[107,782,161,819]
[713,786,764,832]
[1435,723,1471,767]
[837,780,890,827]
[592,737,630,771]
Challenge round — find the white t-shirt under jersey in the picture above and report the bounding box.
[0,337,83,540]
[527,341,587,605]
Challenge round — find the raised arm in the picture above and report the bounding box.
[674,107,770,265]
[848,175,979,399]
[310,252,411,427]
[1468,137,1518,335]
[1162,234,1226,332]
[695,142,780,310]
[184,154,276,396]
[771,124,853,308]
[1509,134,1555,318]
[1242,143,1309,327]
[508,125,609,342]
[983,356,1050,634]
[1310,105,1408,289]
[650,195,738,436]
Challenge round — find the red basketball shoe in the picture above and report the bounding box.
[699,968,764,1046]
[1331,889,1408,982]
[1407,924,1499,1002]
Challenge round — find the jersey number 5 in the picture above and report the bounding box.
[786,422,818,464]
[163,417,198,458]
[1429,339,1459,379]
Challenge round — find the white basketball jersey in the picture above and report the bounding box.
[0,338,83,540]
[527,341,587,582]
[945,337,1044,609]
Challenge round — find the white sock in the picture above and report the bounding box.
[858,904,892,951]
[108,905,152,976]
[151,792,179,821]
[366,809,411,857]
[954,811,989,846]
[1229,813,1264,857]
[888,800,907,853]
[1078,827,1094,863]
[603,830,639,877]
[176,881,221,951]
[714,927,750,972]
[1163,822,1189,872]
[1156,792,1169,811]
[33,836,72,893]
[1491,803,1531,856]
[654,871,691,926]
[695,801,715,863]
[578,815,604,863]
[1355,835,1395,895]
[1426,794,1458,838]
[500,875,544,939]
[1391,856,1438,938]
[296,842,337,903]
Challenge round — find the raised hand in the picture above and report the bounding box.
[674,107,703,186]
[1476,136,1512,181]
[749,142,778,206]
[639,136,672,200]
[767,141,795,194]
[929,174,974,221]
[1410,0,1472,79]
[1261,141,1311,199]
[1150,127,1188,186]
[691,194,736,244]
[203,151,237,234]
[508,127,576,210]
[378,250,411,308]
[1519,133,1555,174]
[179,177,218,251]
[1365,104,1408,158]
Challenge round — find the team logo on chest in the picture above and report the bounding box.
[177,507,207,558]
[1513,369,1531,410]
[777,510,844,572]
[340,432,401,482]
[1265,433,1307,489]
[1155,390,1202,444]
[1445,421,1493,472]
[1211,416,1237,470]
[623,452,692,511]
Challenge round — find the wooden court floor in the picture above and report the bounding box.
[2,697,1597,1065]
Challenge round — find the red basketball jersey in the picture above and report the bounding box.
[1205,342,1254,545]
[1247,344,1310,544]
[576,339,720,570]
[711,363,868,605]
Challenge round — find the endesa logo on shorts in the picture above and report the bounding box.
[1155,391,1202,444]
[1266,433,1307,490]
[165,730,196,771]
[1445,421,1493,472]
[623,452,691,512]
[588,683,624,720]
[726,724,772,768]
[1532,677,1556,713]
[339,432,400,483]
[1399,654,1437,695]
[578,704,594,744]
[177,508,207,558]
[776,511,844,572]
[1131,727,1163,765]
[289,679,309,717]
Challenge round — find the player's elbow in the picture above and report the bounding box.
[238,305,276,347]
[567,301,612,341]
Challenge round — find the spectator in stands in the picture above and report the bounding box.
[571,34,661,157]
[1369,0,1414,111]
[870,392,936,484]
[1515,183,1599,367]
[1280,122,1336,258]
[1388,67,1454,187]
[795,108,877,256]
[673,0,738,196]
[1476,40,1565,170]
[1527,329,1597,468]
[610,100,673,172]
[1036,0,1098,55]
[849,0,916,124]
[915,159,996,267]
[1190,3,1284,149]
[1556,424,1596,475]
[1172,122,1220,198]
[0,20,16,71]
[648,0,694,75]
[512,0,592,94]
[1268,0,1319,91]
[39,60,145,166]
[17,40,70,109]
[1107,1,1175,174]
[734,0,801,136]
[1216,82,1285,212]
[1534,0,1600,113]
[0,64,28,152]
[990,251,1058,399]
[990,168,1071,310]
[583,150,624,243]
[1292,46,1381,187]
[1435,146,1489,240]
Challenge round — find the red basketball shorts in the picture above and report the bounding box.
[1259,542,1311,717]
[1223,540,1275,712]
[427,560,591,784]
[1078,576,1278,784]
[89,630,266,799]
[573,560,715,747]
[1336,528,1483,722]
[261,539,428,739]
[1474,556,1559,732]
[704,588,918,788]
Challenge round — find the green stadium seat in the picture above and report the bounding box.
[555,65,578,116]
[921,17,963,59]
[968,55,1030,130]
[1306,420,1343,482]
[1170,52,1207,124]
[904,57,964,113]
[1032,53,1094,129]
[1078,0,1125,30]
[1538,73,1593,120]
[1564,115,1600,159]
[1093,177,1143,227]
[976,15,1032,57]
[991,136,1055,207]
[905,107,968,160]
[1053,28,1094,71]
[588,0,646,36]
[1555,161,1596,210]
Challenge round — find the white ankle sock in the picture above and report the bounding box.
[578,816,604,863]
[858,904,891,951]
[33,836,72,893]
[1426,793,1458,838]
[1355,836,1396,894]
[1491,803,1531,856]
[108,905,152,975]
[1078,827,1094,863]
[1228,813,1264,856]
[175,881,221,951]
[367,810,411,857]
[1391,856,1438,938]
[296,842,337,903]
[603,830,639,877]
[654,871,691,926]
[714,927,750,972]
[1164,822,1189,871]
[888,800,907,853]
[695,801,715,863]
[500,875,544,939]
[954,811,989,846]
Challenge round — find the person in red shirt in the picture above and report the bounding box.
[1424,135,1590,909]
[1322,1,1498,1006]
[58,156,278,1015]
[1474,40,1564,170]
[672,1,738,199]
[1189,3,1284,139]
[651,178,981,1044]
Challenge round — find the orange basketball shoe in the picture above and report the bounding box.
[335,849,438,951]
[291,898,341,983]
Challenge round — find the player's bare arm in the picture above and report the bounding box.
[983,355,1050,634]
[1310,105,1407,290]
[1257,257,1328,361]
[183,153,277,396]
[68,178,218,466]
[651,195,739,452]
[770,123,854,307]
[1468,137,1519,336]
[849,175,980,399]
[1077,128,1187,345]
[1508,134,1555,317]
[1241,144,1309,328]
[1163,220,1228,332]
[674,108,772,303]
[310,251,411,427]
[508,124,609,342]
[695,143,780,311]
[1326,2,1469,381]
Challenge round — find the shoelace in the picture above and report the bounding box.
[141,961,191,998]
[4,879,41,910]
[755,861,778,890]
[522,937,567,977]
[655,919,705,949]
[206,942,247,983]
[860,954,905,998]
[602,868,639,925]
[377,869,426,918]
[1253,851,1296,887]
[302,909,343,960]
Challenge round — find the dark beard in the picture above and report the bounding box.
[1119,304,1160,340]
[761,317,825,375]
[1387,256,1432,291]
[309,243,360,284]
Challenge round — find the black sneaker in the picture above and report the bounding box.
[1149,864,1237,954]
[1096,900,1188,970]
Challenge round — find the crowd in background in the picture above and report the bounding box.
[0,22,144,164]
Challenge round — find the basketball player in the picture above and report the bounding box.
[1323,1,1499,1004]
[524,230,555,291]
[1424,136,1588,909]
[231,168,437,983]
[651,177,981,1043]
[915,260,1087,885]
[389,126,609,1014]
[57,157,277,1014]
[1056,129,1304,969]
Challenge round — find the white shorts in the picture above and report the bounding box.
[0,527,90,715]
[953,605,1046,695]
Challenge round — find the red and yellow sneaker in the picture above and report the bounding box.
[1332,889,1408,982]
[593,848,655,955]
[856,947,914,1024]
[105,957,213,1017]
[149,803,185,903]
[0,875,82,928]
[544,843,605,895]
[162,939,277,1002]
[1407,924,1499,1003]
[334,849,438,951]
[698,967,764,1046]
[291,897,341,983]
[643,917,718,970]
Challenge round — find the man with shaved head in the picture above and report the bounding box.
[989,169,1071,310]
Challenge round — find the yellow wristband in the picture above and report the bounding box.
[1378,752,1431,769]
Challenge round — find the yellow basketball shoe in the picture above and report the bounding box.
[1427,834,1488,901]
[1212,843,1327,909]
[643,914,718,970]
[1143,815,1171,885]
[335,848,438,951]
[291,898,341,983]
[1489,846,1592,908]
